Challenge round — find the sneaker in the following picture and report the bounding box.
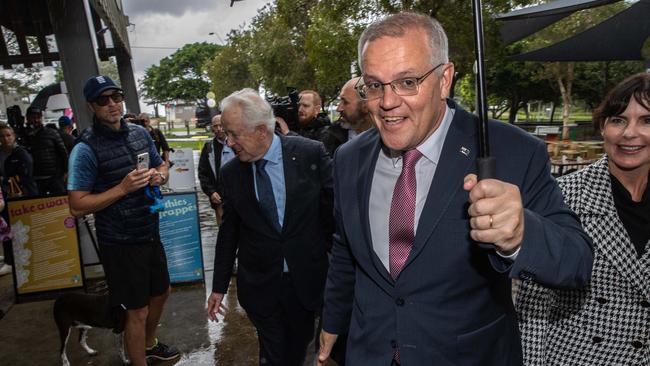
[0,264,11,276]
[145,340,180,361]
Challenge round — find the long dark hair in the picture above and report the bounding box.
[593,72,650,132]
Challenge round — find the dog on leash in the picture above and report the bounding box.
[53,292,129,365]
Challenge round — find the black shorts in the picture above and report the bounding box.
[99,240,170,310]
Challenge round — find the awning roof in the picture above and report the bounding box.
[510,0,650,61]
[495,0,620,44]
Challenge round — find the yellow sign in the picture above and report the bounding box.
[8,196,83,295]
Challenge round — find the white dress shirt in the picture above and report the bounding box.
[369,106,455,270]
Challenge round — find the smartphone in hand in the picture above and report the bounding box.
[136,152,149,171]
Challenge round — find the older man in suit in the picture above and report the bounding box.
[317,12,594,366]
[207,88,333,366]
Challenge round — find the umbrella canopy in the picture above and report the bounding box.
[30,82,69,111]
[495,0,619,43]
[497,0,650,62]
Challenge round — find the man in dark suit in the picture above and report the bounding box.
[317,12,594,366]
[198,114,235,225]
[207,88,333,366]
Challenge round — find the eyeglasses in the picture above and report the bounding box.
[355,63,444,100]
[93,92,124,107]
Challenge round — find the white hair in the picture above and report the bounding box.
[219,88,275,132]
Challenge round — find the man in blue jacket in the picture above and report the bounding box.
[317,12,594,366]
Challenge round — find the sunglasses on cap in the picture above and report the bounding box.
[93,92,124,107]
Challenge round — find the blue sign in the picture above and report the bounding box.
[159,192,204,284]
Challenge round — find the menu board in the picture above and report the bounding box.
[7,195,83,295]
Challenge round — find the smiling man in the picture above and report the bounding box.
[317,12,594,366]
[206,88,333,366]
[67,76,177,366]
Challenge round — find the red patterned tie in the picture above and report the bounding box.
[389,149,422,279]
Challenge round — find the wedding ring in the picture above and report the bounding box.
[489,215,493,229]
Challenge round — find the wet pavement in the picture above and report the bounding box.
[0,151,336,365]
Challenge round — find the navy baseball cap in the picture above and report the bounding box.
[83,75,122,102]
[58,115,73,126]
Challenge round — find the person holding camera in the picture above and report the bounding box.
[292,90,330,140]
[67,75,178,366]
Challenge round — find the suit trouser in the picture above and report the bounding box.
[246,273,315,366]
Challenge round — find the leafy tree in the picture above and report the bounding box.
[54,60,119,84]
[206,0,375,106]
[0,27,43,99]
[205,29,259,102]
[140,42,222,104]
[573,61,644,109]
[0,66,41,97]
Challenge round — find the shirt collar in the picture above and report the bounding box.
[261,133,282,165]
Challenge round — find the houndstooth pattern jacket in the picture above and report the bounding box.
[516,156,650,366]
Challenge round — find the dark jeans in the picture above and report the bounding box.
[246,274,315,366]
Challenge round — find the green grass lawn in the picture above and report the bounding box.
[168,140,208,151]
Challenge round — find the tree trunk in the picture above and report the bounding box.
[508,97,519,124]
[524,102,530,122]
[556,62,574,140]
[549,102,556,123]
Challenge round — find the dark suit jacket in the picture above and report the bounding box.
[322,100,594,366]
[212,134,334,316]
[198,138,224,209]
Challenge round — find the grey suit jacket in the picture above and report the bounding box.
[517,156,650,366]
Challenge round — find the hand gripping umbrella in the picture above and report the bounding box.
[471,0,496,180]
[471,0,497,250]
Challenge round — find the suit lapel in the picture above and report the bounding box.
[580,158,650,299]
[406,107,475,269]
[357,133,394,282]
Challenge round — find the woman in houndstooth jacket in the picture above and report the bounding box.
[516,72,650,366]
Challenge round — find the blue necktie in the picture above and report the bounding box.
[255,159,281,232]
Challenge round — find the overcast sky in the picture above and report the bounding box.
[121,0,271,111]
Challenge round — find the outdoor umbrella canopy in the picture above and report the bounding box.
[509,0,650,61]
[496,0,650,62]
[495,0,620,43]
[29,82,68,111]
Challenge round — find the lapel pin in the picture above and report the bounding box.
[292,156,296,160]
[460,146,470,157]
